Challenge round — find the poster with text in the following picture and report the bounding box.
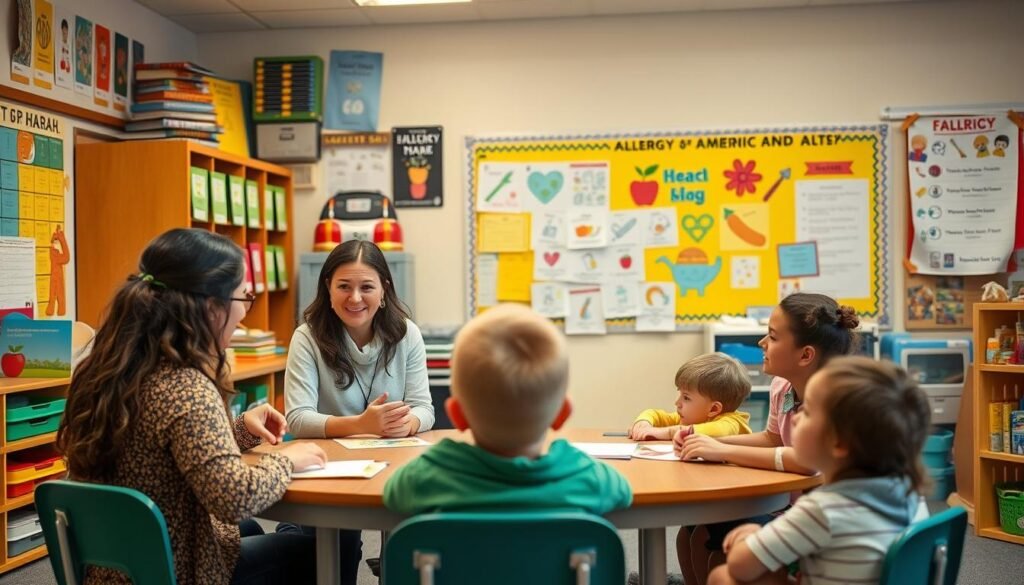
[907,115,1019,275]
[322,132,391,197]
[130,39,144,103]
[73,15,92,97]
[93,24,110,107]
[32,0,54,90]
[53,7,72,89]
[11,0,33,85]
[325,50,382,132]
[112,33,129,111]
[392,126,443,208]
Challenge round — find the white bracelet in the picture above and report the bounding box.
[774,447,785,472]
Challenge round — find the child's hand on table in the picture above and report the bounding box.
[629,422,675,441]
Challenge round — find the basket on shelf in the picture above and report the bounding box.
[996,482,1024,536]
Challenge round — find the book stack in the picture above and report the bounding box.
[422,325,460,387]
[126,62,222,146]
[229,328,278,361]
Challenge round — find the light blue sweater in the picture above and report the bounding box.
[284,320,435,438]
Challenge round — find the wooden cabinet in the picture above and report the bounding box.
[972,302,1024,545]
[76,140,295,405]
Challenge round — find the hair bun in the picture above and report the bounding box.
[836,305,860,329]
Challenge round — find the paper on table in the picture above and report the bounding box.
[291,460,388,479]
[632,444,681,462]
[335,437,431,449]
[571,442,636,460]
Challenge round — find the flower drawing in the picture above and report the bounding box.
[723,159,763,197]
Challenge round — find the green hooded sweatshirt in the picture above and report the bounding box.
[383,438,633,515]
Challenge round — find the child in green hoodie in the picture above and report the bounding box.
[383,303,632,515]
[708,356,931,585]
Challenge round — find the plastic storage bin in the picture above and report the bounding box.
[6,448,66,498]
[996,482,1024,536]
[7,507,40,541]
[5,395,66,441]
[926,465,955,501]
[719,343,772,388]
[7,527,44,557]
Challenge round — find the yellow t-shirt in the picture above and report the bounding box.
[632,409,752,437]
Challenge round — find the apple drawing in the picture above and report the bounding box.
[2,345,26,377]
[630,164,659,206]
[620,255,632,269]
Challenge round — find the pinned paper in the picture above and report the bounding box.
[602,283,639,319]
[476,254,498,307]
[565,286,606,335]
[478,162,525,212]
[609,210,643,245]
[567,209,609,250]
[777,241,820,278]
[533,244,568,281]
[532,211,566,248]
[478,213,530,253]
[643,208,678,248]
[731,256,760,289]
[522,163,571,212]
[566,248,608,284]
[531,283,568,318]
[496,252,533,302]
[606,244,644,282]
[636,282,676,332]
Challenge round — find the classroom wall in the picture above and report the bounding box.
[1,0,198,319]
[197,0,1024,428]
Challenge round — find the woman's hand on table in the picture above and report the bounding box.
[243,403,288,445]
[675,433,730,462]
[359,393,412,436]
[280,442,328,472]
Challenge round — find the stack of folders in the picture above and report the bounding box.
[230,328,278,361]
[422,325,459,387]
[126,62,222,146]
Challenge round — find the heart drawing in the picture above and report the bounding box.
[543,251,561,266]
[681,214,714,243]
[528,171,564,204]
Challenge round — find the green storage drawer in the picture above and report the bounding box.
[6,396,66,441]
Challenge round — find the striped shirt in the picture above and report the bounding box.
[745,489,928,584]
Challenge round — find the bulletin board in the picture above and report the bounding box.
[465,124,892,331]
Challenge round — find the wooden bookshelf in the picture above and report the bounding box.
[972,303,1024,546]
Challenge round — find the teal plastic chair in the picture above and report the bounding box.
[383,511,625,585]
[879,506,967,585]
[36,479,176,585]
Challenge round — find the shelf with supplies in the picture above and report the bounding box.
[76,140,296,408]
[0,377,67,573]
[972,303,1024,546]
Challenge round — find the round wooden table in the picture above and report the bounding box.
[253,429,820,585]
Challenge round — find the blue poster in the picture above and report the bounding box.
[325,51,382,131]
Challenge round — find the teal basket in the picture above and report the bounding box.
[926,465,955,502]
[995,482,1024,536]
[923,429,954,468]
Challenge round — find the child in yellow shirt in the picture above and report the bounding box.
[629,353,752,441]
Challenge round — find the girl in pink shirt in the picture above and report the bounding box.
[672,293,861,585]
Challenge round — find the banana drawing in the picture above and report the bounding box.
[723,208,766,247]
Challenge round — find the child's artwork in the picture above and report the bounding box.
[567,209,608,249]
[602,283,639,319]
[54,10,72,89]
[531,211,566,248]
[335,437,431,449]
[633,444,681,462]
[566,248,608,284]
[606,244,644,281]
[73,16,92,96]
[93,24,110,107]
[565,286,605,335]
[609,210,642,245]
[731,256,760,289]
[636,282,677,332]
[531,282,567,318]
[533,244,568,281]
[643,208,678,248]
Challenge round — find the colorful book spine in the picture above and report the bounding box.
[1012,410,1024,456]
[1004,402,1013,454]
[273,246,289,290]
[265,247,278,292]
[248,243,266,294]
[135,91,214,103]
[190,167,209,223]
[990,401,1005,452]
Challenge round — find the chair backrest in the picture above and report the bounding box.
[879,506,967,585]
[36,480,176,585]
[383,511,625,585]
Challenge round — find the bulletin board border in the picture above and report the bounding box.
[464,124,892,329]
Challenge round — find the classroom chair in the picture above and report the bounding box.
[36,479,176,585]
[383,511,625,585]
[878,506,967,585]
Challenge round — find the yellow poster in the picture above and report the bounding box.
[478,213,530,253]
[205,76,250,158]
[467,125,891,327]
[32,0,54,89]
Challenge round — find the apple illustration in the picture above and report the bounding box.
[2,345,26,377]
[630,164,659,206]
[620,255,632,269]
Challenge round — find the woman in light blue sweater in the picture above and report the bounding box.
[285,239,434,439]
[283,239,434,584]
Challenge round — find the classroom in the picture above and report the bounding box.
[0,0,1023,584]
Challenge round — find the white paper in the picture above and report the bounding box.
[476,254,498,307]
[531,211,567,248]
[54,10,74,90]
[335,437,431,449]
[632,444,681,462]
[478,162,526,212]
[643,208,679,247]
[906,115,1018,274]
[636,282,677,332]
[609,210,643,245]
[0,237,38,311]
[291,460,388,479]
[605,244,644,282]
[571,442,636,460]
[601,283,639,319]
[565,286,606,335]
[730,256,760,289]
[567,209,609,250]
[568,162,609,207]
[533,245,569,281]
[531,283,568,318]
[795,180,870,299]
[323,144,391,196]
[565,248,608,284]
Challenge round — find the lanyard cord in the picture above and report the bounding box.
[352,354,383,410]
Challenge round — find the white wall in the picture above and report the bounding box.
[198,0,1024,428]
[1,0,198,319]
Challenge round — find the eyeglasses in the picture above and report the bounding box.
[230,292,256,313]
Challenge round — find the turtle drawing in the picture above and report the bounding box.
[656,248,722,297]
